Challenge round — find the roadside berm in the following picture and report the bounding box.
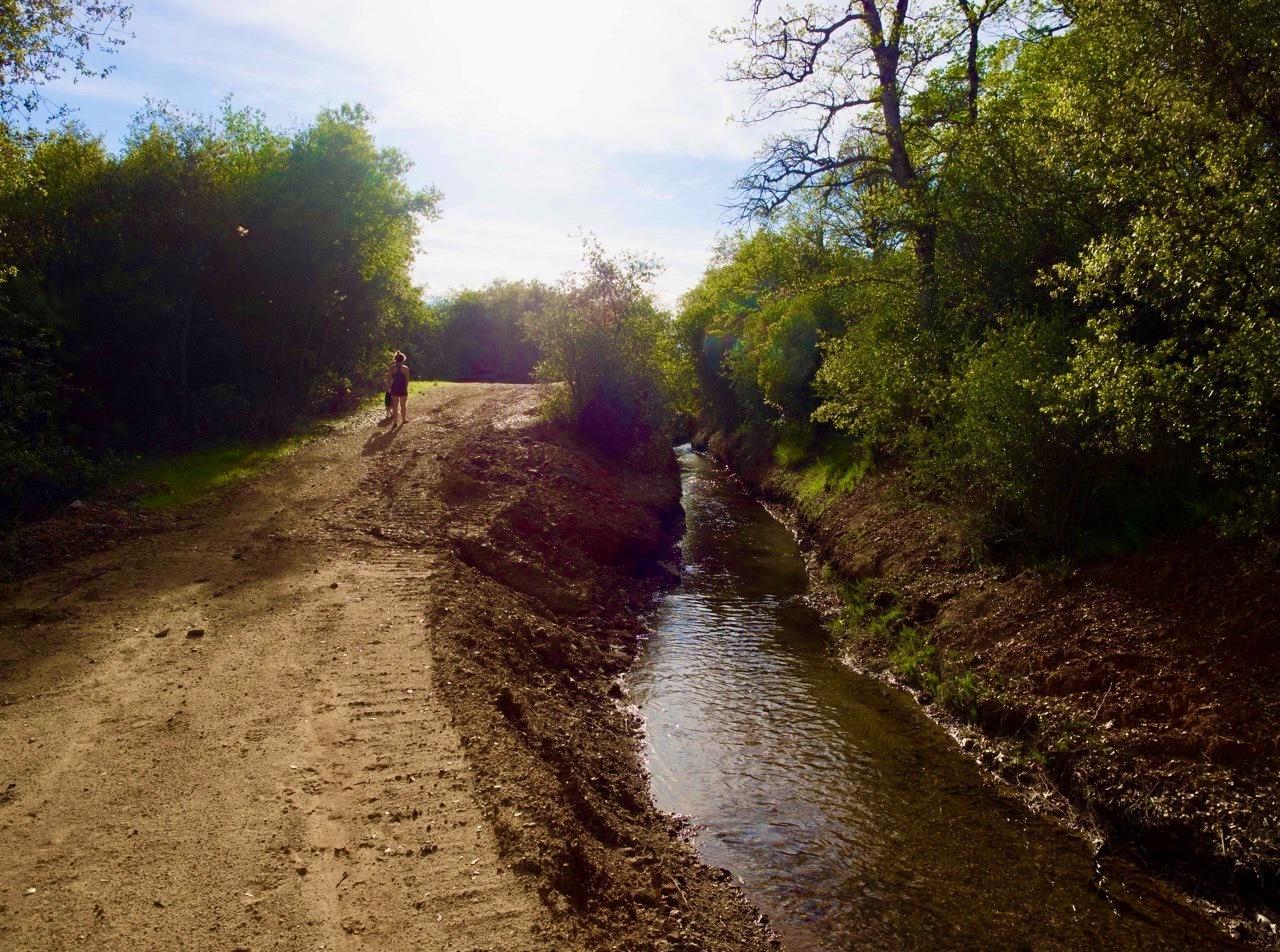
[0,383,771,952]
[699,425,1279,946]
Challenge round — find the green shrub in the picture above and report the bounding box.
[889,625,939,693]
[675,226,857,432]
[0,294,103,523]
[304,369,356,415]
[1035,0,1280,536]
[939,317,1093,549]
[811,279,948,457]
[924,316,1206,552]
[938,669,981,722]
[420,280,548,382]
[523,241,677,455]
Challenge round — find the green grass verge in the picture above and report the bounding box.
[134,380,460,510]
[772,422,814,469]
[139,382,454,509]
[359,379,447,411]
[130,429,319,509]
[772,427,869,516]
[827,573,981,722]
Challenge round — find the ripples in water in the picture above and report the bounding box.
[629,449,1231,952]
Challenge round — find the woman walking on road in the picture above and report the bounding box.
[387,351,410,425]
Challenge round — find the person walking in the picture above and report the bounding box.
[386,351,410,425]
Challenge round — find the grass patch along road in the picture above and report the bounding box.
[136,383,447,509]
[130,423,338,509]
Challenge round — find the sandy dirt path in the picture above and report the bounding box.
[0,383,578,952]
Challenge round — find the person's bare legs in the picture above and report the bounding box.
[393,394,407,425]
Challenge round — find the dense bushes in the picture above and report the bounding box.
[0,291,106,513]
[524,242,681,456]
[0,102,437,522]
[412,245,680,456]
[680,0,1280,552]
[675,227,863,432]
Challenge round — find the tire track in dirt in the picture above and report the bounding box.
[0,384,577,952]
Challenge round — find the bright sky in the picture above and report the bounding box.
[53,0,770,307]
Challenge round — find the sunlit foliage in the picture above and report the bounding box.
[682,0,1280,549]
[525,239,682,455]
[419,280,550,383]
[0,0,132,123]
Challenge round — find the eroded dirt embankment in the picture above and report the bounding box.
[698,427,1280,946]
[0,384,770,952]
[424,413,776,952]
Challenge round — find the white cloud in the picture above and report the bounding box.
[168,0,760,158]
[59,0,772,304]
[415,214,719,310]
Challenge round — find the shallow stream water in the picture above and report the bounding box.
[629,447,1231,952]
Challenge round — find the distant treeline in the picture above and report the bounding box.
[673,0,1280,551]
[0,101,437,522]
[415,281,548,383]
[418,250,681,457]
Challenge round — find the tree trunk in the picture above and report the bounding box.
[914,220,938,325]
[862,1,936,322]
[862,0,916,189]
[966,19,980,122]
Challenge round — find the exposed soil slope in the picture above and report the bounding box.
[0,384,769,952]
[700,427,1280,946]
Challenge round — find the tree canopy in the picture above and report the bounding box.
[678,0,1280,548]
[0,0,132,123]
[0,100,439,521]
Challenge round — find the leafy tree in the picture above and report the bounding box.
[720,0,1037,320]
[524,240,678,454]
[684,0,1280,548]
[0,101,440,521]
[676,222,858,429]
[1041,0,1280,531]
[422,280,550,382]
[0,0,132,123]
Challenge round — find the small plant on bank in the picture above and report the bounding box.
[773,425,871,519]
[793,440,870,518]
[827,573,984,723]
[889,624,939,694]
[938,669,982,723]
[772,420,813,469]
[826,577,904,648]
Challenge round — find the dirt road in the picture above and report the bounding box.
[0,384,591,951]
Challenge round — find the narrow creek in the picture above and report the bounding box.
[629,447,1232,952]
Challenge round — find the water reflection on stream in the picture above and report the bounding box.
[629,447,1230,951]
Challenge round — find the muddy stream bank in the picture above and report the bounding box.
[630,447,1234,951]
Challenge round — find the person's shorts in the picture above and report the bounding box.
[384,391,393,407]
